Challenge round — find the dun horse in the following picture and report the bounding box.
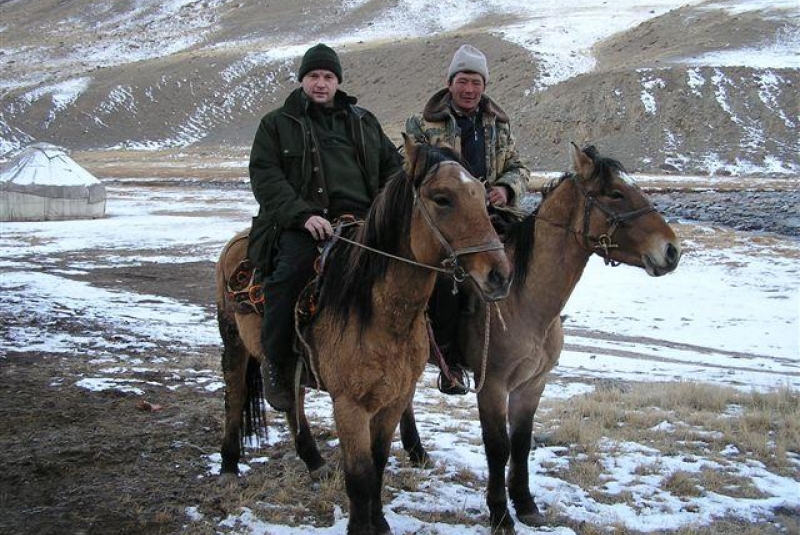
[216,137,511,534]
[400,143,682,534]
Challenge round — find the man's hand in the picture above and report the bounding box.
[304,215,333,241]
[487,185,509,207]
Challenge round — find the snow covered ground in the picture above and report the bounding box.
[1,181,797,534]
[2,0,798,532]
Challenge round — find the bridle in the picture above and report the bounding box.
[332,161,504,283]
[302,160,506,397]
[538,173,656,266]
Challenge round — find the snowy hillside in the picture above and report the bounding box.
[0,0,798,175]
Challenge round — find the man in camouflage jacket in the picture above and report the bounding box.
[405,45,530,208]
[405,44,531,395]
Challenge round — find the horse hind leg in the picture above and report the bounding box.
[285,387,328,480]
[219,313,261,476]
[399,398,431,467]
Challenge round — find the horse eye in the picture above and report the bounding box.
[610,190,625,200]
[433,195,452,207]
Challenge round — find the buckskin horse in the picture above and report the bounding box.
[399,143,682,534]
[215,136,511,535]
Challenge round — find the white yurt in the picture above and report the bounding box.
[0,142,106,222]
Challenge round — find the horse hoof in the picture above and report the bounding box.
[375,515,392,535]
[490,510,516,535]
[309,463,334,482]
[515,500,545,527]
[218,472,239,484]
[410,450,432,468]
[517,511,546,527]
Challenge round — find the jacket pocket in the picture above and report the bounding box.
[281,149,304,186]
[247,216,280,273]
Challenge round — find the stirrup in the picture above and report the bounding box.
[437,367,470,395]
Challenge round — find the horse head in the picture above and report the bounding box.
[568,142,681,276]
[404,134,511,301]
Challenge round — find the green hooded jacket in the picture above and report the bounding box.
[247,87,401,270]
[405,88,530,206]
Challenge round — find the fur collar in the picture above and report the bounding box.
[421,88,509,124]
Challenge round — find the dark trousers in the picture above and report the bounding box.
[428,275,464,365]
[261,230,318,372]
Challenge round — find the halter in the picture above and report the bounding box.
[413,161,505,281]
[333,161,504,285]
[537,173,656,266]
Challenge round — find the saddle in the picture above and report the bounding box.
[226,259,265,315]
[224,217,357,391]
[224,259,318,321]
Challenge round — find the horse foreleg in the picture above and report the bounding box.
[507,383,546,526]
[478,387,515,534]
[369,398,413,535]
[399,395,431,467]
[334,397,378,535]
[285,388,329,480]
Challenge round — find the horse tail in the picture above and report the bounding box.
[242,356,267,442]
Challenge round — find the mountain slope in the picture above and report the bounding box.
[0,0,797,176]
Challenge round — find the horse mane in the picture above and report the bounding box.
[582,145,628,183]
[318,143,464,330]
[506,145,626,290]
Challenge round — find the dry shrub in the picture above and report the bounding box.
[663,470,703,498]
[672,519,793,535]
[558,454,603,490]
[697,466,767,499]
[631,381,732,415]
[545,382,799,471]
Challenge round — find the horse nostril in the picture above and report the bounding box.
[665,243,679,264]
[488,267,506,290]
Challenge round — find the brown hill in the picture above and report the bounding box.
[0,0,797,176]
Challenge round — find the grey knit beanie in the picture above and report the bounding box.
[298,43,343,83]
[447,45,489,83]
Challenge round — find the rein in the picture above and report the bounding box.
[332,161,504,284]
[322,161,502,396]
[536,174,655,266]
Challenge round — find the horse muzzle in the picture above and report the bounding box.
[481,266,512,301]
[643,240,681,277]
[465,252,512,302]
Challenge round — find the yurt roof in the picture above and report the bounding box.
[0,143,100,187]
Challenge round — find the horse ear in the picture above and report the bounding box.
[402,133,419,177]
[570,141,594,178]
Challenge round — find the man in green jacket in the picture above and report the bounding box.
[248,43,401,411]
[405,44,531,395]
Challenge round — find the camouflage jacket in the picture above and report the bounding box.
[405,88,530,206]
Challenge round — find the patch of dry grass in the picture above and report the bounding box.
[186,381,797,535]
[538,381,799,535]
[697,466,768,499]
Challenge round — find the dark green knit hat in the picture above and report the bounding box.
[298,43,343,83]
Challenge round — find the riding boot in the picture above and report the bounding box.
[437,343,469,395]
[429,276,469,395]
[262,357,293,412]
